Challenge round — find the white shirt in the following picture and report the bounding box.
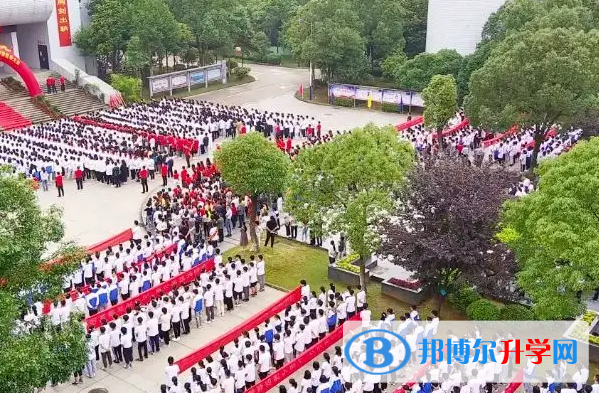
[165,364,180,387]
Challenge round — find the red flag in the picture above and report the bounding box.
[299,84,304,97]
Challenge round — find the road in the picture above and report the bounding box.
[189,64,406,131]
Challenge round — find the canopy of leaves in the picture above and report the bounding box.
[285,0,367,82]
[214,133,291,197]
[399,0,428,58]
[381,156,518,299]
[465,27,599,134]
[286,124,414,259]
[392,49,463,91]
[498,138,599,319]
[0,168,87,392]
[110,74,142,103]
[422,74,457,131]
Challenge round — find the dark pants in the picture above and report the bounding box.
[162,329,170,345]
[141,179,148,193]
[138,340,148,359]
[149,334,160,352]
[162,175,167,186]
[173,321,181,338]
[112,345,123,362]
[57,186,64,197]
[76,178,83,189]
[182,317,190,334]
[206,306,215,321]
[123,346,133,364]
[264,232,275,247]
[101,351,112,368]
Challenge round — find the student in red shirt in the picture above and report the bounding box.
[286,137,292,152]
[55,173,64,197]
[161,163,168,186]
[74,166,84,190]
[139,166,149,193]
[59,75,66,92]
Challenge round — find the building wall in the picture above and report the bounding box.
[46,0,86,69]
[426,0,508,55]
[16,22,50,69]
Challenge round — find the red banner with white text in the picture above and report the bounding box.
[176,286,302,372]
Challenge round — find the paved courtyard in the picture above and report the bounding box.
[36,65,407,392]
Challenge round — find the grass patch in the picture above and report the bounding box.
[223,238,465,320]
[142,75,255,99]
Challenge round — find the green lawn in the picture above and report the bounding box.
[223,238,465,320]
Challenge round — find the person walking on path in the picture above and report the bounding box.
[55,172,64,197]
[139,166,149,193]
[74,166,84,190]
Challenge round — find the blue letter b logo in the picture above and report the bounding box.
[363,337,394,368]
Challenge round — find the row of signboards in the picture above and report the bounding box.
[149,64,225,96]
[329,83,425,107]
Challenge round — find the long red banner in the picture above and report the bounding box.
[396,116,424,132]
[245,314,361,393]
[85,258,215,328]
[43,228,132,270]
[175,286,302,372]
[432,118,470,139]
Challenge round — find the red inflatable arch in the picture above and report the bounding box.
[0,45,42,97]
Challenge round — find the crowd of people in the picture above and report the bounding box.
[399,114,582,171]
[162,280,380,393]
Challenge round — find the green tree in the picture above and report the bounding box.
[393,49,462,92]
[124,36,151,77]
[74,0,133,73]
[214,133,291,250]
[465,27,599,170]
[497,138,599,319]
[421,74,457,147]
[286,124,414,288]
[399,0,428,58]
[352,0,406,69]
[381,51,407,80]
[0,168,87,392]
[110,74,142,102]
[285,0,367,82]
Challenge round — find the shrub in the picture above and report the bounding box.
[448,286,481,313]
[265,53,281,65]
[227,59,239,70]
[336,253,360,274]
[388,278,421,291]
[173,64,186,71]
[334,98,354,107]
[500,304,535,320]
[109,74,142,103]
[466,299,501,320]
[232,67,251,80]
[382,103,401,113]
[1,77,26,92]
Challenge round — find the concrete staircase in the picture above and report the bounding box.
[4,96,54,124]
[0,82,27,101]
[44,88,107,116]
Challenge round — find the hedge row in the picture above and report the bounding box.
[448,285,535,320]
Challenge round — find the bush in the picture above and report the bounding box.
[265,53,281,65]
[336,253,360,274]
[448,286,481,313]
[109,74,142,103]
[334,98,354,107]
[382,103,401,113]
[1,77,26,92]
[227,59,239,71]
[388,278,421,291]
[232,67,250,80]
[173,64,186,71]
[466,299,501,320]
[500,304,535,320]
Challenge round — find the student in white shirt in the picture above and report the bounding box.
[120,326,134,368]
[160,307,172,346]
[165,356,180,388]
[356,286,366,312]
[135,316,149,360]
[256,255,266,292]
[98,326,113,369]
[147,311,160,353]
